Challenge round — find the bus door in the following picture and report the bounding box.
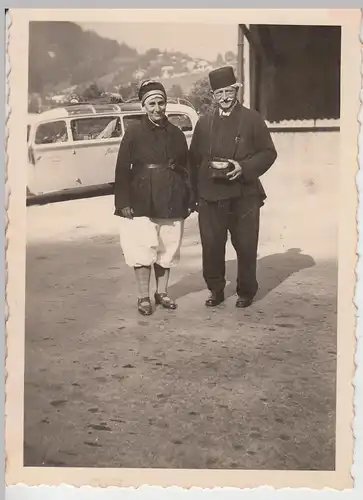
[29,119,76,195]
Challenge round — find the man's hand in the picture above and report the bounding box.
[227,159,243,181]
[121,207,134,219]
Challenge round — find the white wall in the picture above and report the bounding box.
[258,131,340,260]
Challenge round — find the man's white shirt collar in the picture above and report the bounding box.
[219,102,237,117]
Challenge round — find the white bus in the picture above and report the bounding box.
[27,101,199,198]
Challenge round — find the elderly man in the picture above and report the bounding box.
[189,66,277,308]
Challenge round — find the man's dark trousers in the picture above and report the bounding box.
[198,196,260,298]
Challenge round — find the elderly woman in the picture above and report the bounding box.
[114,80,192,316]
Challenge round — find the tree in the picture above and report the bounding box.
[28,94,42,114]
[188,77,215,115]
[216,53,224,66]
[225,51,236,63]
[118,82,139,101]
[82,82,103,101]
[147,62,163,79]
[169,84,184,99]
[145,48,160,60]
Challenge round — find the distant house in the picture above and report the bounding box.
[133,69,146,80]
[161,65,175,79]
[51,95,67,104]
[172,72,188,78]
[192,60,213,73]
[237,24,341,129]
[197,60,210,71]
[62,85,78,95]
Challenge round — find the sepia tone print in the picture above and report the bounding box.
[5,9,360,490]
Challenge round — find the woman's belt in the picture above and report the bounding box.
[135,163,189,179]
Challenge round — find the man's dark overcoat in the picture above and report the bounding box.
[189,103,277,204]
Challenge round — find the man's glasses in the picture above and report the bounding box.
[213,88,237,99]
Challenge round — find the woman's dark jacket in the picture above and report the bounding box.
[114,116,191,219]
[189,103,277,205]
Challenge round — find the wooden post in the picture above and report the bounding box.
[237,24,243,104]
[239,24,250,108]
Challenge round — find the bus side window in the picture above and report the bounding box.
[167,113,193,132]
[70,116,122,141]
[35,121,68,145]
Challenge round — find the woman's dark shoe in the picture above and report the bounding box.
[137,297,153,316]
[155,292,178,310]
[236,296,253,308]
[205,291,225,307]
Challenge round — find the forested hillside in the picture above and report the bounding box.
[28,21,227,95]
[28,22,140,94]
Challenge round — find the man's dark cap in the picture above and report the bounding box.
[209,66,238,91]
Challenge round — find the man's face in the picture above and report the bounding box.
[144,96,167,122]
[213,86,238,111]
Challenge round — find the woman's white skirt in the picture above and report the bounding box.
[119,216,185,268]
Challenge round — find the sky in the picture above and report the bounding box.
[77,22,238,61]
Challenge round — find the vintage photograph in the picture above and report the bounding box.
[5,8,360,491]
[24,18,340,469]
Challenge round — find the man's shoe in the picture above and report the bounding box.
[236,296,253,308]
[205,291,225,307]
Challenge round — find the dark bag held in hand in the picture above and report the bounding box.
[208,158,233,179]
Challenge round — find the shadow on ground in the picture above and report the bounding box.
[169,248,316,301]
[24,237,335,471]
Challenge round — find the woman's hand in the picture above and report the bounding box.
[121,207,134,219]
[188,200,198,215]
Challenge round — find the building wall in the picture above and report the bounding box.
[260,130,340,258]
[248,25,341,123]
[264,129,339,247]
[267,130,339,190]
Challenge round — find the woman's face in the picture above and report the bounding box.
[144,96,167,122]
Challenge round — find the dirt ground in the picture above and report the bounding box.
[23,132,338,470]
